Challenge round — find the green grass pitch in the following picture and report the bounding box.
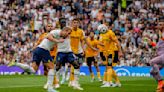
[0,75,157,92]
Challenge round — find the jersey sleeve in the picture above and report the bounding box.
[109,30,117,42]
[49,30,60,38]
[80,30,85,41]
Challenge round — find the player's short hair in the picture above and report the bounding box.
[72,18,80,23]
[63,26,72,32]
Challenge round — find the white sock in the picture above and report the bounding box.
[74,69,80,81]
[56,70,60,82]
[15,63,35,73]
[61,66,66,81]
[47,69,55,87]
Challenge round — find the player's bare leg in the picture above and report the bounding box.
[70,61,83,90]
[101,55,114,87]
[8,61,36,74]
[68,65,75,87]
[60,63,66,84]
[44,62,58,92]
[112,51,121,87]
[65,64,71,81]
[94,61,102,82]
[87,62,95,82]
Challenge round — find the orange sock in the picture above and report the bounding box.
[53,75,58,85]
[91,73,94,79]
[103,71,107,81]
[70,65,74,81]
[112,69,120,83]
[107,67,113,82]
[97,72,101,79]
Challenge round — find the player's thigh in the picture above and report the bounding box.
[56,52,66,70]
[32,47,42,70]
[68,53,80,69]
[44,62,54,69]
[86,57,94,67]
[150,54,164,66]
[41,49,54,69]
[56,52,66,64]
[75,53,83,64]
[93,57,98,66]
[31,62,39,71]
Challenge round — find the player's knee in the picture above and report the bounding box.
[150,68,158,75]
[150,70,157,75]
[72,61,80,69]
[56,66,60,71]
[94,62,98,67]
[55,62,61,71]
[87,62,91,67]
[74,64,80,69]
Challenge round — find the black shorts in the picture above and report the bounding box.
[86,57,96,66]
[100,52,106,61]
[113,51,119,63]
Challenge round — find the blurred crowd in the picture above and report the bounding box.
[0,0,164,66]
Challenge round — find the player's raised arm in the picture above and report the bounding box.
[84,37,99,51]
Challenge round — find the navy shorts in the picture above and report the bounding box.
[56,52,75,63]
[32,47,53,65]
[75,53,84,64]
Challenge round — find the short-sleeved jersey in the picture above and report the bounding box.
[85,37,99,57]
[38,29,61,51]
[70,28,85,54]
[101,30,118,55]
[57,38,72,52]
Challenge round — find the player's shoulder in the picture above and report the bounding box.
[50,29,62,33]
[107,30,115,35]
[40,33,48,36]
[51,28,62,32]
[77,28,84,33]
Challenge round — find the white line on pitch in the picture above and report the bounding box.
[0,85,42,88]
[0,84,155,89]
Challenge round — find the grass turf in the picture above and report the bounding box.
[0,75,157,92]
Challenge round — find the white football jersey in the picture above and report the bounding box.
[57,37,72,52]
[38,29,61,51]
